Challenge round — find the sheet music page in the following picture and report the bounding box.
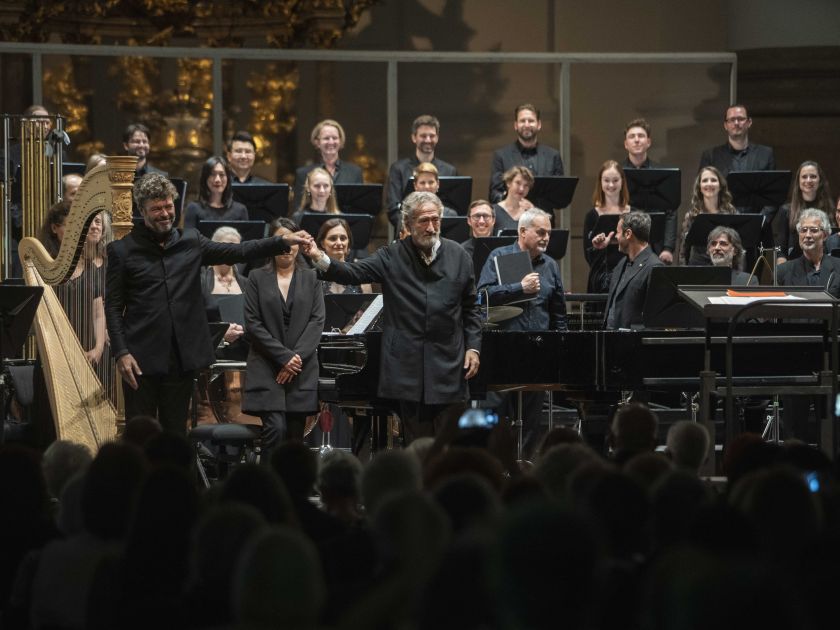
[709,295,806,305]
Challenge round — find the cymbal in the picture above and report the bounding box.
[486,305,523,324]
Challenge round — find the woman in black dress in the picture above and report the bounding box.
[183,156,248,229]
[242,217,325,449]
[583,160,631,294]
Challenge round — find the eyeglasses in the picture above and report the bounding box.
[798,226,824,235]
[469,213,493,222]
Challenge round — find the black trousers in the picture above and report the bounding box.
[399,401,466,445]
[123,371,195,435]
[260,410,307,450]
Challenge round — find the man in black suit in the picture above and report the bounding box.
[123,123,168,178]
[489,103,564,203]
[699,104,776,177]
[776,207,840,441]
[623,118,676,265]
[707,225,758,286]
[105,173,310,433]
[385,115,457,229]
[776,208,840,297]
[603,211,663,329]
[305,190,482,442]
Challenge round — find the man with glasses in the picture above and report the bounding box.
[477,208,566,457]
[461,199,496,257]
[776,208,840,296]
[106,173,310,433]
[303,191,482,442]
[699,105,776,177]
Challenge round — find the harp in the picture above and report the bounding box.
[17,156,137,451]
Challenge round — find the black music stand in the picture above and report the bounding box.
[624,168,681,211]
[334,184,383,216]
[233,183,290,222]
[592,213,621,237]
[403,176,472,215]
[323,293,381,332]
[299,213,374,249]
[685,213,765,251]
[642,266,730,328]
[526,176,578,210]
[62,162,85,176]
[196,219,267,242]
[726,170,791,213]
[0,285,43,443]
[442,217,469,243]
[497,229,569,260]
[471,236,516,280]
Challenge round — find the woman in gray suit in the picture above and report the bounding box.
[242,217,325,449]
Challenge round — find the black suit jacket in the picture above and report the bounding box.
[698,142,775,177]
[603,247,663,329]
[776,255,840,298]
[242,265,324,414]
[489,142,564,203]
[105,225,291,375]
[385,156,457,227]
[321,238,481,404]
[293,159,363,205]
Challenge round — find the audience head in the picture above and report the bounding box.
[121,414,163,447]
[467,199,495,238]
[220,463,296,526]
[316,217,352,262]
[533,442,604,503]
[318,449,363,506]
[270,441,318,501]
[198,155,234,206]
[143,431,193,472]
[81,442,147,540]
[609,402,658,460]
[592,159,629,208]
[211,225,242,245]
[624,451,674,491]
[424,446,506,494]
[707,225,744,269]
[361,449,422,516]
[411,114,441,159]
[666,420,711,473]
[432,473,501,535]
[134,172,178,236]
[225,130,258,179]
[41,440,92,499]
[502,165,534,201]
[536,426,583,459]
[232,527,325,630]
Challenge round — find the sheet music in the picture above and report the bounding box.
[346,294,384,335]
[709,295,805,305]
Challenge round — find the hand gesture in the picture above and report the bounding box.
[223,323,244,344]
[592,231,614,250]
[521,272,541,295]
[276,354,303,384]
[117,353,142,390]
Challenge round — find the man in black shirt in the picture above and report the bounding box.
[385,115,457,229]
[123,123,168,178]
[622,118,676,264]
[489,103,564,203]
[699,104,776,177]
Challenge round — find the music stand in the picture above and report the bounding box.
[624,168,681,211]
[62,162,85,177]
[196,219,267,242]
[471,236,516,280]
[643,266,730,328]
[592,213,622,237]
[0,286,43,360]
[497,229,569,261]
[726,170,791,212]
[299,213,374,249]
[685,213,765,250]
[526,176,578,210]
[334,183,383,216]
[442,217,469,243]
[323,293,381,332]
[403,176,472,215]
[233,183,290,222]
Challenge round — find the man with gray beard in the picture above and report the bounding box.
[706,225,757,286]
